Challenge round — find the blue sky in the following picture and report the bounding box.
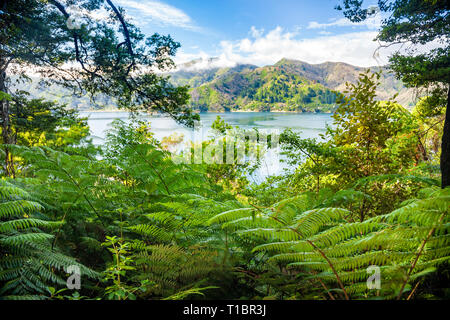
[113,0,391,67]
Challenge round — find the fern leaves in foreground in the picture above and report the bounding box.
[209,187,450,299]
[0,180,98,300]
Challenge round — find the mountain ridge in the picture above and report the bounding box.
[169,58,416,112]
[10,58,416,113]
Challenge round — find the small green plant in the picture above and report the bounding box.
[101,236,150,300]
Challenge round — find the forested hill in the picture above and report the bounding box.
[14,59,415,113]
[169,58,416,112]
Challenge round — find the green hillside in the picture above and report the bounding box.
[13,59,415,113]
[169,58,415,113]
[176,64,337,112]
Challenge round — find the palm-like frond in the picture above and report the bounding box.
[209,187,450,299]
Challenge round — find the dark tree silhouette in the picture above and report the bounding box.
[0,0,198,176]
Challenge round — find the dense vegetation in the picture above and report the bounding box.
[175,63,337,113]
[0,0,449,300]
[1,70,448,300]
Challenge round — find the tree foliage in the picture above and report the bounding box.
[337,0,450,188]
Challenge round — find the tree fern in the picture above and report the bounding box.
[209,186,450,299]
[0,180,98,299]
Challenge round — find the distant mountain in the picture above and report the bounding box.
[9,75,117,111]
[169,58,416,113]
[170,63,257,89]
[10,58,416,113]
[272,59,415,106]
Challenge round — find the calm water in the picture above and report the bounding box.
[80,111,333,181]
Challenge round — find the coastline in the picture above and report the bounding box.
[79,109,333,114]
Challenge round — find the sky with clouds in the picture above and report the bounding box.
[113,0,406,68]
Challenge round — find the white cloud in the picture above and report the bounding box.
[250,26,264,38]
[175,26,444,70]
[174,49,237,71]
[115,0,199,31]
[308,18,354,29]
[307,15,382,30]
[218,27,390,67]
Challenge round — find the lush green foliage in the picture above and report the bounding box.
[0,180,98,299]
[209,185,449,299]
[0,0,448,302]
[337,0,449,188]
[2,70,448,300]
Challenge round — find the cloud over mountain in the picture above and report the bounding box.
[176,26,399,68]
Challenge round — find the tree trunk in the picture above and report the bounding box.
[0,63,14,177]
[441,87,450,188]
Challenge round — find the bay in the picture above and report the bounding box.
[80,111,333,182]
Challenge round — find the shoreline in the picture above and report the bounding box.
[79,109,333,114]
